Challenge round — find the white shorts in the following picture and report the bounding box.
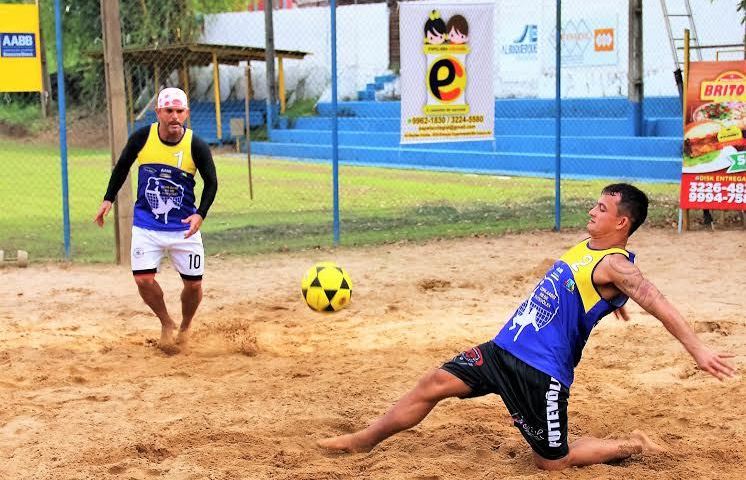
[131,226,205,279]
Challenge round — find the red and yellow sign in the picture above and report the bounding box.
[680,61,746,211]
[700,71,746,101]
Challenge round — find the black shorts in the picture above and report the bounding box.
[440,341,570,460]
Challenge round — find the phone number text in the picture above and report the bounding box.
[688,181,746,203]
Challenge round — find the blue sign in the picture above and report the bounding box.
[0,33,36,58]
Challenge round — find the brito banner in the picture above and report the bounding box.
[681,61,746,211]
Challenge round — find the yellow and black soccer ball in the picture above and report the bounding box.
[301,261,353,312]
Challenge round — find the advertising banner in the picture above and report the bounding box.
[400,2,494,143]
[681,61,746,211]
[545,12,619,68]
[0,3,43,93]
[496,0,540,89]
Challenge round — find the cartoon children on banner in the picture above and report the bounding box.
[423,10,470,115]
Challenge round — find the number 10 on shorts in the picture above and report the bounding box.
[188,253,201,270]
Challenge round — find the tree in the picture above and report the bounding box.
[710,1,746,23]
[736,0,746,23]
[37,0,246,108]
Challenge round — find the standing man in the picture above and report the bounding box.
[94,87,218,352]
[318,184,736,470]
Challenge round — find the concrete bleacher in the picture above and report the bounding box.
[357,74,397,101]
[131,100,267,144]
[251,96,684,182]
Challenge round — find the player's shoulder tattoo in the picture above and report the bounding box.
[605,254,663,307]
[606,252,636,275]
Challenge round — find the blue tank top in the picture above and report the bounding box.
[133,124,198,231]
[493,239,634,388]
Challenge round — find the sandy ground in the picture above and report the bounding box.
[1,228,744,480]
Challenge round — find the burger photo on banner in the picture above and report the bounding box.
[681,62,746,210]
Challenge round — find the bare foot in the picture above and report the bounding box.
[158,342,181,355]
[317,433,374,453]
[159,322,179,354]
[175,328,190,344]
[630,430,666,454]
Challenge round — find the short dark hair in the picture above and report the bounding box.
[602,183,649,236]
[424,11,447,36]
[446,15,469,36]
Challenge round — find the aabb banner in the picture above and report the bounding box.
[400,2,494,144]
[0,3,43,92]
[681,61,746,211]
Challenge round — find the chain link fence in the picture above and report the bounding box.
[1,0,744,264]
[0,0,112,261]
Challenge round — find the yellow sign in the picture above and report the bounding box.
[0,3,43,92]
[717,125,743,143]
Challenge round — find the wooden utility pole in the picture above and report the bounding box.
[264,0,277,126]
[682,29,691,231]
[388,0,400,71]
[36,0,50,117]
[245,63,254,199]
[628,0,643,136]
[101,0,133,265]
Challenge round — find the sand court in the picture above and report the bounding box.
[1,229,743,479]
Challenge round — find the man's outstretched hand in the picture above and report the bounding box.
[182,213,203,239]
[692,346,737,381]
[94,200,113,227]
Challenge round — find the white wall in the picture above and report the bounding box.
[642,0,744,96]
[502,0,745,98]
[201,3,390,103]
[198,0,744,101]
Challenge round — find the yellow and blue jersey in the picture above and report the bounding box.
[493,239,634,388]
[133,123,198,231]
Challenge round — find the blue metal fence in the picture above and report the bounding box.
[4,0,745,262]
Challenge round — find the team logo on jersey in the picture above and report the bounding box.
[563,278,576,293]
[508,277,560,341]
[144,176,184,224]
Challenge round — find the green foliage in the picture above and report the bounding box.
[0,101,48,135]
[710,0,746,24]
[250,126,268,141]
[34,0,246,108]
[119,0,247,47]
[283,98,318,119]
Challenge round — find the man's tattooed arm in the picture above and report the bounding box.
[599,254,736,381]
[606,255,666,313]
